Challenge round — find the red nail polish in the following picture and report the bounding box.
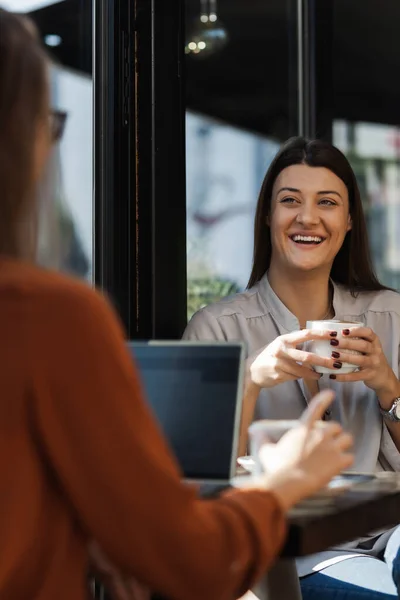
[342,329,350,335]
[329,331,338,337]
[330,339,339,346]
[331,351,340,359]
[333,361,342,369]
[329,374,337,379]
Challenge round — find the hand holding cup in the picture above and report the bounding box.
[249,328,352,388]
[249,391,354,510]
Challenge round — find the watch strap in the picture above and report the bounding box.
[380,397,400,422]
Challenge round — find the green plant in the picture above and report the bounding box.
[187,276,241,320]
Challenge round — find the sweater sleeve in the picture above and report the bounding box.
[32,285,286,600]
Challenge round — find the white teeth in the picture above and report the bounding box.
[292,235,323,243]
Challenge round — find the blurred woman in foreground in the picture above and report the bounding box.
[0,8,353,600]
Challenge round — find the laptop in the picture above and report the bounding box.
[127,341,245,487]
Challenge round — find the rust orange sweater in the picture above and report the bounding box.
[0,259,286,599]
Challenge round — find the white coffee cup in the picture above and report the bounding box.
[248,419,327,476]
[248,419,299,476]
[306,319,363,375]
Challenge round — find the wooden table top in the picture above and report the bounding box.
[283,474,400,556]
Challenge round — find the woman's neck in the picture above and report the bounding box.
[267,264,333,329]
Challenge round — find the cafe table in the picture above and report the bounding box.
[95,473,400,600]
[253,471,400,600]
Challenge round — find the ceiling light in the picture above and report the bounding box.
[185,0,228,59]
[1,0,65,12]
[44,34,62,47]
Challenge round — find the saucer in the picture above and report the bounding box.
[237,456,256,473]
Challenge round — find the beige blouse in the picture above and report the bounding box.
[183,273,400,474]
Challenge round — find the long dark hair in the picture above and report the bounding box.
[247,136,389,294]
[0,8,49,259]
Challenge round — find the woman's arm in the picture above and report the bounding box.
[238,361,261,457]
[32,284,287,600]
[326,325,400,454]
[377,382,400,453]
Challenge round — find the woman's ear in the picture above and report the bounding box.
[346,214,352,232]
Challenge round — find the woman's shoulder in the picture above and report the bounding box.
[336,283,400,319]
[189,283,267,323]
[365,288,400,318]
[183,284,265,340]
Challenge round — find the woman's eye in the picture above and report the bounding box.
[280,197,298,204]
[319,198,337,206]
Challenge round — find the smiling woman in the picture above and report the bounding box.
[183,136,400,599]
[249,137,383,293]
[267,163,352,277]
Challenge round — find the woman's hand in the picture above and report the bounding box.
[259,390,354,510]
[249,329,340,389]
[327,326,399,399]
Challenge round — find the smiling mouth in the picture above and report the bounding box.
[289,234,325,245]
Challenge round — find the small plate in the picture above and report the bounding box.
[237,456,256,473]
[315,473,376,496]
[234,464,377,497]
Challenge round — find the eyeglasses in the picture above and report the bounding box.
[49,109,67,142]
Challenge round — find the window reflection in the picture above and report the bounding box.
[331,0,400,291]
[51,64,92,279]
[37,147,90,278]
[186,112,280,318]
[334,121,400,290]
[21,0,93,280]
[185,0,293,319]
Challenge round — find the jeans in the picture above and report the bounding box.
[386,527,400,598]
[300,527,400,600]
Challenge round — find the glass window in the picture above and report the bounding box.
[6,0,93,280]
[185,0,296,319]
[332,0,400,289]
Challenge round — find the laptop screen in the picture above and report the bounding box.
[127,342,244,481]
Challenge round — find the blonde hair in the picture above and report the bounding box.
[0,8,50,261]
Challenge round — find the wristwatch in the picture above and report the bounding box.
[380,397,400,422]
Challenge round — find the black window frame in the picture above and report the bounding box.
[94,0,187,340]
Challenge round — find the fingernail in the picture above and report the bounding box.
[342,329,350,335]
[331,351,340,359]
[333,361,342,369]
[329,374,337,379]
[329,331,338,337]
[330,339,339,346]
